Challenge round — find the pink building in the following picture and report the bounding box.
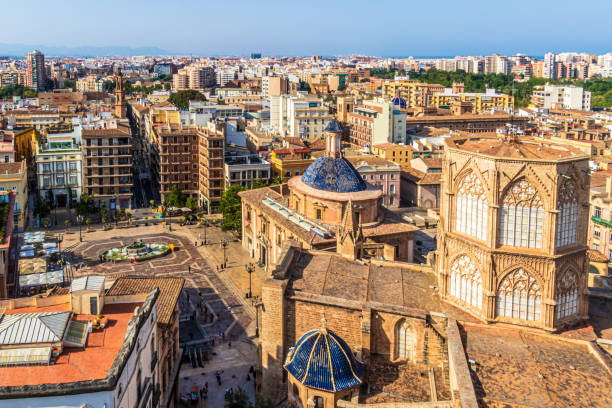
[348,155,401,208]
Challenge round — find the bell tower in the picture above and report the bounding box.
[114,69,126,119]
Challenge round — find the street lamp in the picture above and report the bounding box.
[220,239,228,269]
[251,295,263,338]
[203,219,208,245]
[245,262,255,299]
[77,215,83,242]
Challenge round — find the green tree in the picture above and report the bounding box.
[33,196,50,218]
[270,175,283,185]
[224,388,250,408]
[164,185,187,207]
[67,187,74,208]
[163,82,171,91]
[185,197,198,210]
[220,185,247,231]
[62,80,77,92]
[76,193,97,216]
[252,179,268,189]
[168,90,206,110]
[217,97,226,105]
[45,190,54,209]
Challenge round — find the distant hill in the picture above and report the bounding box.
[0,43,174,57]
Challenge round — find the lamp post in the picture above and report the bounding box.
[251,295,263,338]
[203,219,208,245]
[221,239,228,269]
[77,215,83,242]
[245,262,255,299]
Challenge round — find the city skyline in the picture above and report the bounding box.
[1,0,611,57]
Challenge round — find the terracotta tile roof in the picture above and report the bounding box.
[461,322,612,408]
[284,137,307,148]
[286,250,439,313]
[590,170,612,188]
[419,157,442,169]
[402,167,425,182]
[588,249,608,263]
[81,124,131,137]
[449,136,585,160]
[106,277,184,326]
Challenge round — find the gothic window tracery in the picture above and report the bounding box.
[556,179,578,247]
[496,268,542,321]
[556,271,579,319]
[449,255,482,309]
[455,172,488,241]
[500,179,543,248]
[397,320,415,360]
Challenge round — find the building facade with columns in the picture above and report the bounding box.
[436,134,590,331]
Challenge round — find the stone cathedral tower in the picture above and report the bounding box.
[436,134,590,331]
[114,69,126,119]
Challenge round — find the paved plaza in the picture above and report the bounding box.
[48,219,267,406]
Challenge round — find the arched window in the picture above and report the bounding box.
[556,179,578,247]
[500,179,543,248]
[397,321,415,360]
[449,255,482,309]
[455,172,488,241]
[556,271,578,319]
[496,268,542,321]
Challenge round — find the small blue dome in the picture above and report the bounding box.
[391,97,407,108]
[284,328,363,392]
[301,156,367,193]
[324,119,343,133]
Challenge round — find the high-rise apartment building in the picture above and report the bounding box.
[198,120,226,212]
[531,84,592,111]
[82,124,133,210]
[431,88,514,113]
[543,52,556,79]
[26,50,46,90]
[172,66,215,90]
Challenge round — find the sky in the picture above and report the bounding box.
[2,0,611,57]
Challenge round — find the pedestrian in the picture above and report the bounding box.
[188,265,191,273]
[228,341,231,349]
[201,241,204,246]
[221,331,225,341]
[194,241,197,247]
[215,372,221,386]
[198,232,202,240]
[216,265,219,273]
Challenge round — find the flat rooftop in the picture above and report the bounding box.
[0,302,141,387]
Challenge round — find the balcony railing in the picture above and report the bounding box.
[592,216,612,229]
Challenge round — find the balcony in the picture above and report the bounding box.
[150,350,158,372]
[592,216,612,229]
[137,376,153,408]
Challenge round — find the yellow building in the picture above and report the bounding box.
[0,161,28,229]
[13,127,36,162]
[430,89,514,113]
[268,147,314,181]
[382,79,445,107]
[371,142,415,166]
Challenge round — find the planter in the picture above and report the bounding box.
[87,227,91,233]
[65,229,70,234]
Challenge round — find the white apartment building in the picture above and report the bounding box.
[532,84,592,111]
[36,123,84,207]
[216,68,238,86]
[279,95,333,139]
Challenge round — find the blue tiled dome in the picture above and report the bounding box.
[301,157,367,193]
[324,119,343,133]
[284,328,363,392]
[391,97,407,108]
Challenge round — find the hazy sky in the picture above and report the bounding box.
[2,0,611,56]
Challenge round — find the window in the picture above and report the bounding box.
[496,268,541,321]
[56,176,64,186]
[390,184,395,193]
[43,176,51,188]
[455,172,488,241]
[595,229,601,238]
[56,163,64,172]
[500,179,543,248]
[397,321,415,360]
[316,208,322,220]
[69,162,77,171]
[292,384,300,397]
[449,255,482,309]
[389,196,394,206]
[313,396,324,408]
[594,242,600,250]
[557,179,578,247]
[595,206,602,218]
[556,271,578,320]
[42,163,50,173]
[295,169,300,176]
[3,156,8,163]
[69,175,77,186]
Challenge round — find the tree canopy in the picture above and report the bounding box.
[370,68,612,108]
[220,184,247,231]
[0,85,38,99]
[168,90,206,110]
[164,185,187,207]
[76,193,98,216]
